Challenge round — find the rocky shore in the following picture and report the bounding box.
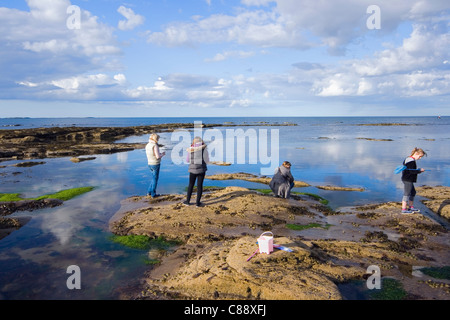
[416,186,450,220]
[0,123,210,162]
[0,121,297,162]
[110,185,449,300]
[206,172,310,187]
[1,122,448,300]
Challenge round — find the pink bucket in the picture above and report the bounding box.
[257,231,273,254]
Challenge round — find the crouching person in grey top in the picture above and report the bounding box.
[270,161,295,199]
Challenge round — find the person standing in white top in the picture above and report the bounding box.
[145,133,166,198]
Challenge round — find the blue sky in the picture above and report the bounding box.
[0,0,449,117]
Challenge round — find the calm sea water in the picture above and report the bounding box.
[0,117,449,299]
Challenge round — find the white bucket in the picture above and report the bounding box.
[257,231,273,254]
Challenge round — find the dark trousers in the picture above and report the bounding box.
[187,173,206,205]
[402,181,416,202]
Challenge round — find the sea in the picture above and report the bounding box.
[0,116,449,300]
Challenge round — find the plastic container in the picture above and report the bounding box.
[257,231,274,254]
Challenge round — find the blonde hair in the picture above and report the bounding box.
[149,133,160,142]
[192,136,203,144]
[410,147,427,157]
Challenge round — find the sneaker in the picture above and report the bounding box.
[151,194,160,198]
[409,207,420,212]
[401,209,413,214]
[182,201,191,206]
[196,202,204,207]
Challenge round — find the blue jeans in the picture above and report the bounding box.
[147,164,161,197]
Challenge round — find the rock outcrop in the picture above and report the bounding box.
[110,186,449,300]
[0,123,219,162]
[417,186,450,220]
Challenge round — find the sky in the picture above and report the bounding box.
[0,0,449,118]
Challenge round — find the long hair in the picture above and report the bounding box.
[191,136,204,147]
[410,147,427,157]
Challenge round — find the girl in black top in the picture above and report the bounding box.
[401,147,426,214]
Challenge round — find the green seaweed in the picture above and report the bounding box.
[0,187,95,202]
[369,278,408,300]
[250,188,273,195]
[421,266,450,280]
[286,223,333,231]
[0,193,23,202]
[144,258,161,265]
[110,235,181,251]
[35,187,95,201]
[291,192,329,205]
[250,189,329,205]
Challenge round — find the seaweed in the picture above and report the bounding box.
[0,186,95,202]
[291,191,329,205]
[286,223,333,231]
[110,234,181,250]
[368,278,408,300]
[421,266,450,280]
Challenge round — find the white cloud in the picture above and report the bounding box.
[17,81,38,88]
[353,23,450,77]
[0,0,121,99]
[205,50,255,62]
[114,73,127,84]
[186,90,225,100]
[16,73,128,100]
[274,0,450,54]
[117,6,145,31]
[125,74,226,101]
[2,0,449,116]
[146,10,312,49]
[241,0,274,6]
[27,0,70,23]
[23,39,69,53]
[230,99,252,108]
[147,0,450,55]
[309,20,450,98]
[125,78,173,100]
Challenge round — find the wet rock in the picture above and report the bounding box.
[0,199,63,216]
[316,185,365,192]
[110,185,450,300]
[142,237,356,300]
[70,157,97,163]
[13,161,46,167]
[356,137,393,141]
[0,124,199,162]
[206,172,310,187]
[1,122,293,162]
[417,186,450,220]
[0,216,31,240]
